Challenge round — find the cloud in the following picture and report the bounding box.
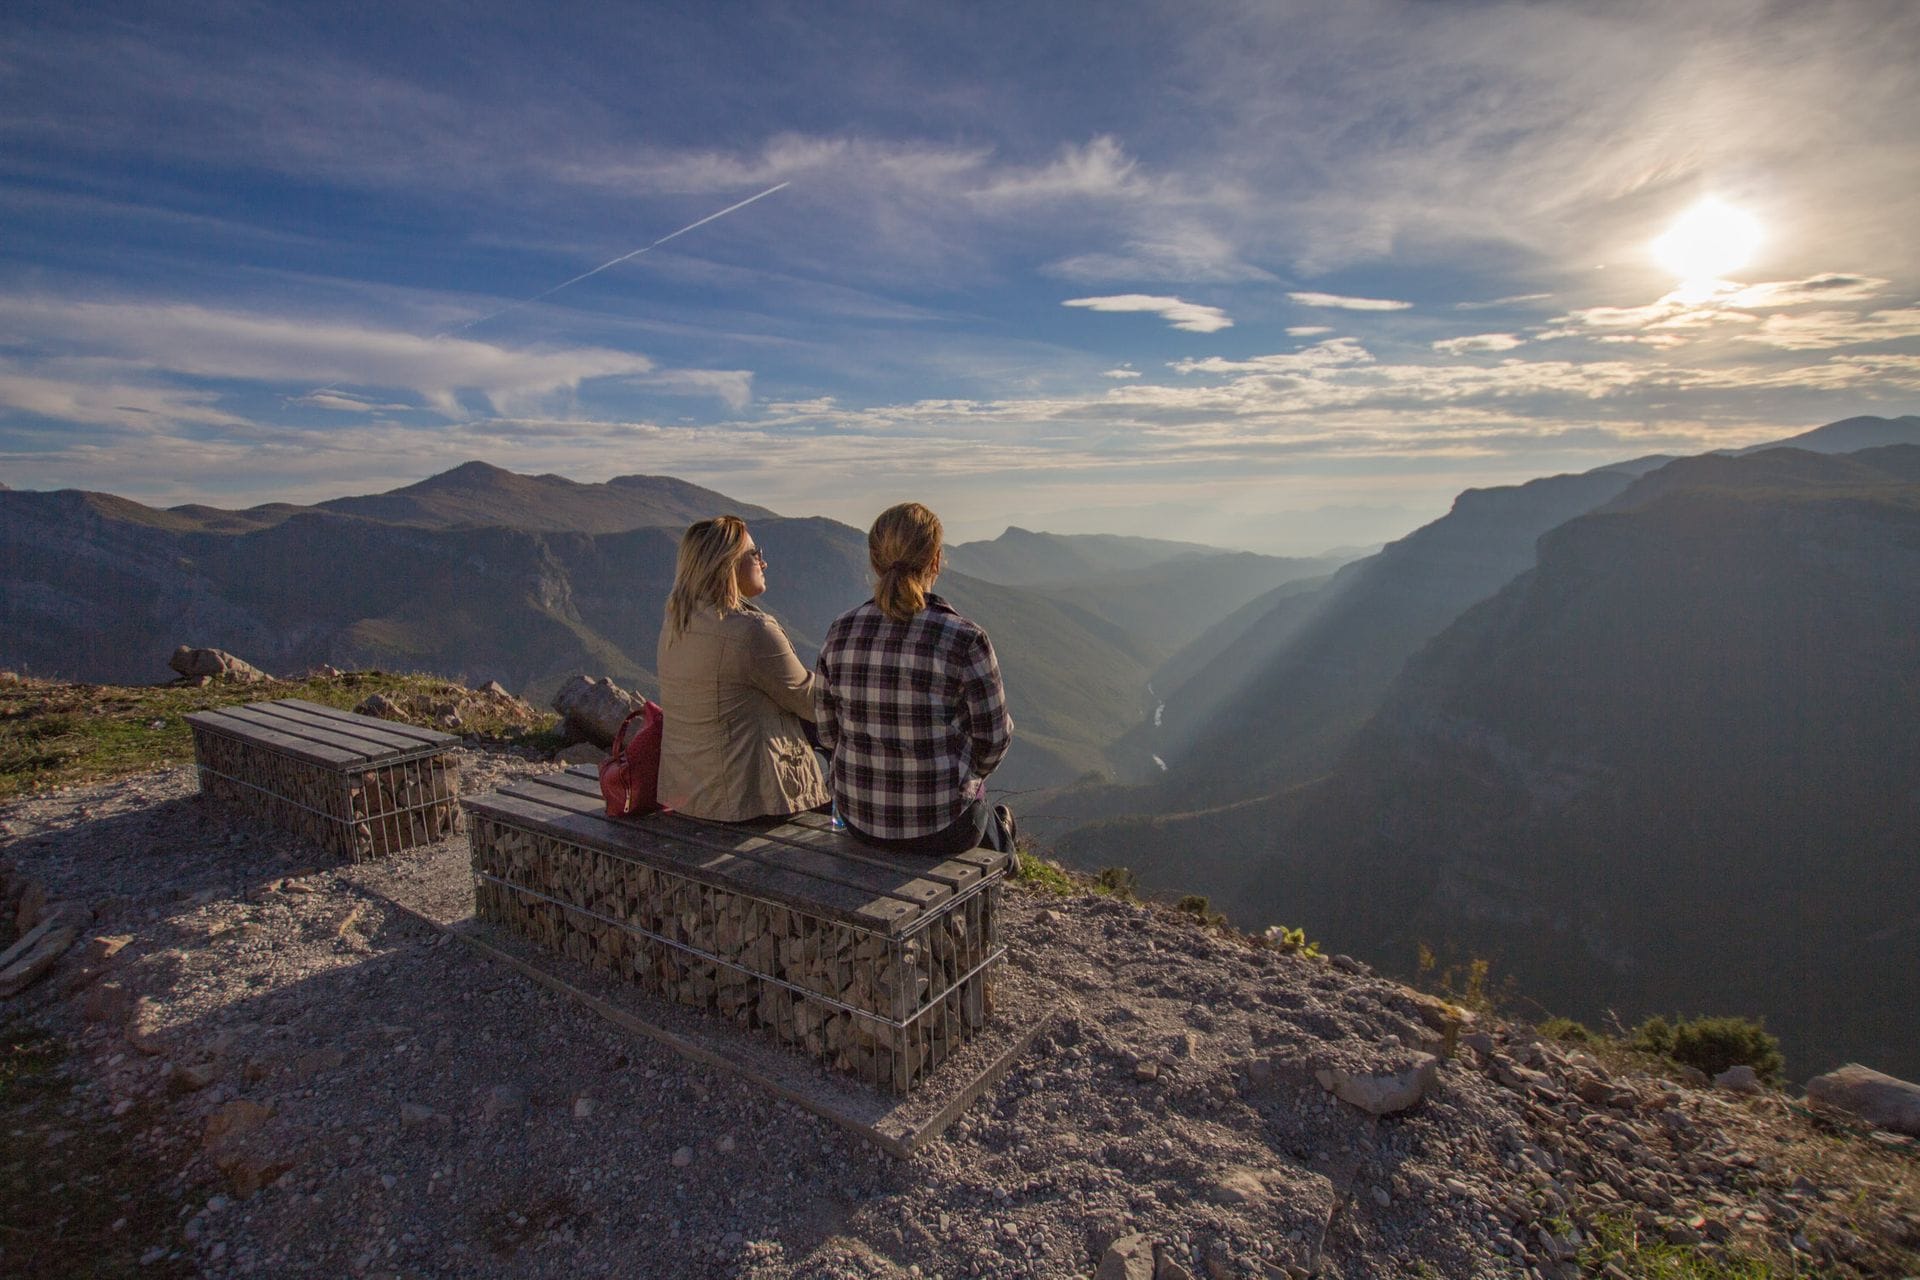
[289,389,418,413]
[1432,333,1527,355]
[1102,365,1142,380]
[1062,294,1233,333]
[971,136,1142,204]
[1286,326,1333,337]
[0,296,669,417]
[1548,286,1763,335]
[0,368,259,434]
[621,369,756,411]
[1719,275,1890,309]
[1288,292,1413,312]
[1169,338,1374,377]
[1737,307,1920,351]
[1455,294,1552,311]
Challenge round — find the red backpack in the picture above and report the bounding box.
[598,701,664,817]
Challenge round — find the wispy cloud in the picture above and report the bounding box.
[0,297,671,418]
[1102,365,1142,380]
[1455,294,1552,311]
[1432,333,1527,355]
[971,136,1142,204]
[289,390,418,413]
[1063,294,1233,333]
[1288,292,1413,312]
[1169,339,1373,376]
[1738,307,1920,351]
[1286,325,1333,337]
[1720,275,1889,308]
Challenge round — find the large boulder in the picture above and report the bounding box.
[1805,1063,1920,1136]
[1316,1053,1440,1115]
[169,646,270,683]
[551,676,647,749]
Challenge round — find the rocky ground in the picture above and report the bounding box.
[3,746,1918,1279]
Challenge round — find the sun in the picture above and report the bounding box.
[1651,198,1763,287]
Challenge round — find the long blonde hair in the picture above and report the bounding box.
[869,502,943,623]
[666,515,750,639]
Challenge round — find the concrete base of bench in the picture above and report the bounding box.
[464,767,1010,1094]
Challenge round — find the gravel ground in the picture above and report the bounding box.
[3,749,1917,1279]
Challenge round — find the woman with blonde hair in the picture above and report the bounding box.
[656,515,827,821]
[813,502,1016,856]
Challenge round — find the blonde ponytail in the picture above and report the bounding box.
[868,503,943,623]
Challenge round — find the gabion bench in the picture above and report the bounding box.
[464,766,1008,1095]
[186,698,461,862]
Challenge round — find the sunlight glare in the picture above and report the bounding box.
[1651,198,1763,288]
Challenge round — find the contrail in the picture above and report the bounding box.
[442,181,790,336]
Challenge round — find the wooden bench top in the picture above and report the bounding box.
[185,697,459,768]
[464,765,1011,938]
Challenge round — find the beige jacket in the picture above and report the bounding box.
[656,604,827,822]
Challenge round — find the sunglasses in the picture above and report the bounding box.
[742,546,767,565]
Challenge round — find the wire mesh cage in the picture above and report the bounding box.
[190,723,461,862]
[469,813,1004,1094]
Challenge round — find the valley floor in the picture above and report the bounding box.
[1,750,1916,1279]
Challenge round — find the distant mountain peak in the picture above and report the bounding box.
[409,459,517,487]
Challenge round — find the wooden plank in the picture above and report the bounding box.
[184,708,363,767]
[772,820,983,893]
[210,703,386,762]
[465,790,916,933]
[276,697,458,747]
[242,701,440,756]
[543,767,984,892]
[786,809,1011,878]
[506,775,952,915]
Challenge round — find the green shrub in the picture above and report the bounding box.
[1632,1014,1784,1083]
[1632,1015,1676,1056]
[1094,866,1139,900]
[1537,1016,1595,1044]
[1262,924,1321,959]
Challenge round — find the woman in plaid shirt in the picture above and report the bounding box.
[813,503,1017,857]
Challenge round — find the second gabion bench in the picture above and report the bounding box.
[186,698,461,861]
[464,766,1008,1095]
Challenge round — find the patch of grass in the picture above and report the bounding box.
[0,672,556,801]
[1012,851,1076,895]
[1175,893,1227,928]
[0,1028,199,1278]
[1579,1214,1780,1278]
[1092,866,1139,901]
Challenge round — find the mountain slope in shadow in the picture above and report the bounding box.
[1062,445,1920,1079]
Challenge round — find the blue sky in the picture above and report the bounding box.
[3,0,1918,551]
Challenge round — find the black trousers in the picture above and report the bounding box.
[847,797,1013,858]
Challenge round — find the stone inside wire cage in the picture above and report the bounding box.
[469,814,1003,1094]
[191,725,461,862]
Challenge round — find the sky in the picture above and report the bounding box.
[3,0,1918,553]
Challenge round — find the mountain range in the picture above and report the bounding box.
[7,413,1918,1077]
[1053,422,1920,1080]
[0,466,1328,792]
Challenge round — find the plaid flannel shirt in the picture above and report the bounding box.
[812,594,1014,840]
